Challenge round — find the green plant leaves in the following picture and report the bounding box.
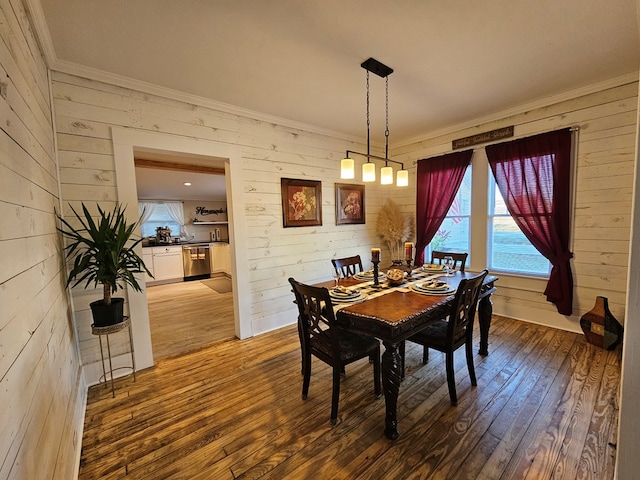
[56,203,153,304]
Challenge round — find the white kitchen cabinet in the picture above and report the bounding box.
[210,243,231,275]
[150,246,184,281]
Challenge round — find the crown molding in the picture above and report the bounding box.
[52,58,638,152]
[395,71,640,148]
[23,0,58,68]
[51,59,365,145]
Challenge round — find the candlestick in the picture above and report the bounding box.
[372,259,380,287]
[405,258,413,276]
[371,248,381,263]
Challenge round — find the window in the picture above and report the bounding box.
[140,203,182,238]
[488,180,550,275]
[427,167,471,264]
[423,156,551,276]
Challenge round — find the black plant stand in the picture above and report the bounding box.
[91,316,136,397]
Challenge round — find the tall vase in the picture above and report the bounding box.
[390,242,403,266]
[579,296,623,350]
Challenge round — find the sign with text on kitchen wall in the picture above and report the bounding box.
[195,206,226,216]
[184,201,228,223]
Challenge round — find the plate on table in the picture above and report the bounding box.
[421,263,445,273]
[329,286,361,300]
[410,280,455,295]
[329,289,367,303]
[354,270,386,281]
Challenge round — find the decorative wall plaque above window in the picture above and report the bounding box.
[452,126,514,150]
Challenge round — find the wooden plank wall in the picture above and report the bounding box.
[393,82,638,330]
[51,71,416,370]
[51,69,637,369]
[0,0,85,478]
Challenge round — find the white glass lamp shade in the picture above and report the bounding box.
[340,158,355,179]
[362,162,376,182]
[396,169,409,187]
[380,166,394,185]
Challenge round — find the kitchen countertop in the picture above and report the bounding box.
[142,241,229,248]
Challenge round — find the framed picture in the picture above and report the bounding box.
[281,178,323,228]
[335,183,365,225]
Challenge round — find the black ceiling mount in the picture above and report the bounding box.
[361,57,393,78]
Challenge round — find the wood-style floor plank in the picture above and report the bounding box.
[146,278,236,361]
[78,316,620,480]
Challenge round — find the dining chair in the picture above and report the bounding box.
[406,269,489,406]
[430,251,468,272]
[288,277,381,425]
[331,255,364,277]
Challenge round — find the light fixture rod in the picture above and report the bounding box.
[345,150,404,170]
[366,70,370,159]
[385,75,390,161]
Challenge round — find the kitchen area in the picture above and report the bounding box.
[141,201,231,286]
[135,155,236,360]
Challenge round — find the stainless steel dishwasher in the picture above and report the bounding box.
[182,244,211,280]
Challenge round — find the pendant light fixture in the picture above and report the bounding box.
[340,157,355,179]
[340,57,409,187]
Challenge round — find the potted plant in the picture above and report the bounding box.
[56,203,152,327]
[376,199,415,264]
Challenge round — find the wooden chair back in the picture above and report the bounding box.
[332,255,364,277]
[430,251,468,272]
[446,270,489,347]
[289,278,338,361]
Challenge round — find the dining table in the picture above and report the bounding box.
[317,267,498,440]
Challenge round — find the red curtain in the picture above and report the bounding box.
[415,150,473,265]
[486,128,573,315]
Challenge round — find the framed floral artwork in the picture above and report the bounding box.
[281,178,323,228]
[335,183,365,225]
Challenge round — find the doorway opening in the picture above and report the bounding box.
[134,150,236,361]
[113,127,251,374]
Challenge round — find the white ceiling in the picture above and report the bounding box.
[37,0,639,146]
[133,150,227,201]
[135,167,227,202]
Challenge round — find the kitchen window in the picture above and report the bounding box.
[140,202,182,238]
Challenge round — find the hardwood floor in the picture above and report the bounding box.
[146,278,236,360]
[78,315,620,479]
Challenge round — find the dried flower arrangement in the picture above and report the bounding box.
[376,199,415,262]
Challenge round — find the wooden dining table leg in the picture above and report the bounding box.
[381,340,402,440]
[478,294,493,356]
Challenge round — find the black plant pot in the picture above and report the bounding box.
[90,297,125,327]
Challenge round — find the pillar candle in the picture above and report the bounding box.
[371,248,381,262]
[405,242,413,260]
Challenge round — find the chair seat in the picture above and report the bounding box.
[311,330,379,363]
